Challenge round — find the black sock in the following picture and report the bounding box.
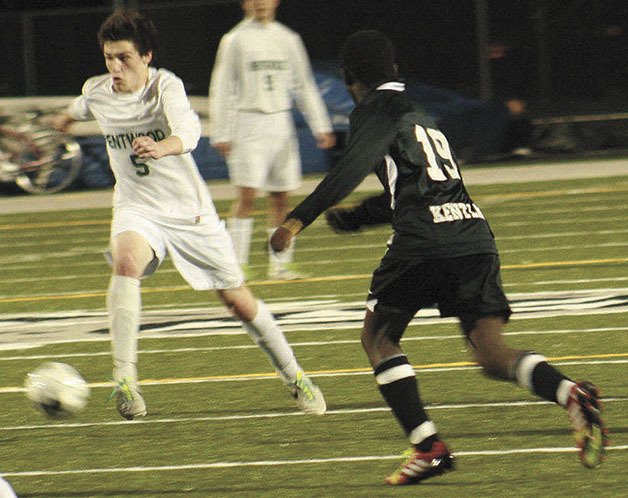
[416,435,438,453]
[374,355,436,449]
[531,361,571,404]
[514,352,571,404]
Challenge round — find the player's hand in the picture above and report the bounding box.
[132,136,165,159]
[316,132,336,150]
[48,112,75,133]
[270,226,293,253]
[325,207,361,232]
[270,219,304,252]
[213,142,231,158]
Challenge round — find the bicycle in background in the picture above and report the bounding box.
[0,109,81,194]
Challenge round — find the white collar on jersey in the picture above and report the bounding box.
[376,82,405,92]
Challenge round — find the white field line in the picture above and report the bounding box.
[1,359,627,395]
[0,398,625,432]
[2,445,627,477]
[499,215,627,227]
[477,191,628,207]
[487,203,628,217]
[1,326,626,362]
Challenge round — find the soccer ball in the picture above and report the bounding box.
[25,362,90,417]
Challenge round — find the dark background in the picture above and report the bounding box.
[1,0,627,116]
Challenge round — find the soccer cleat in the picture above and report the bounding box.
[112,378,147,420]
[566,381,609,468]
[267,263,307,281]
[386,441,454,485]
[291,371,326,415]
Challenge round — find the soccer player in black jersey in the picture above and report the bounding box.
[271,30,608,484]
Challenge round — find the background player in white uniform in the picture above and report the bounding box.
[51,9,325,420]
[208,0,336,279]
[0,476,17,498]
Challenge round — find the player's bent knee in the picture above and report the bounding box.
[362,306,413,353]
[217,286,257,321]
[113,260,144,279]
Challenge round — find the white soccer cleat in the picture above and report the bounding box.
[267,263,307,281]
[113,378,147,420]
[291,371,326,415]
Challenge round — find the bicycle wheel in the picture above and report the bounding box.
[13,129,83,194]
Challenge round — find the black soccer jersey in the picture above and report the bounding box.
[288,82,498,259]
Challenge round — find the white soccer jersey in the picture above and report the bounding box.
[69,67,215,221]
[208,19,332,144]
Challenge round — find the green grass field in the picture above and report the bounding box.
[0,172,627,497]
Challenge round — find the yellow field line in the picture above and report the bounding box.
[0,219,110,230]
[2,353,625,393]
[61,352,624,389]
[138,352,628,386]
[501,258,628,270]
[1,257,627,304]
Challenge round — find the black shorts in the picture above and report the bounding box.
[367,253,512,330]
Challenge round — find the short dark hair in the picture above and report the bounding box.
[339,30,397,88]
[98,9,157,56]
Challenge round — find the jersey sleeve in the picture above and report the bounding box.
[289,33,332,136]
[207,32,239,144]
[288,105,397,229]
[160,72,201,153]
[67,80,95,121]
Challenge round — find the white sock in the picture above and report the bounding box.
[107,275,141,382]
[557,379,576,407]
[267,228,294,271]
[228,217,254,265]
[241,299,300,384]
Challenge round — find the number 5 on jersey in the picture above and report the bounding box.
[130,154,150,176]
[414,125,461,181]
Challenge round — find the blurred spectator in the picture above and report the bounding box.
[592,23,627,98]
[488,40,534,156]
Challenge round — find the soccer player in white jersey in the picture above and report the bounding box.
[208,0,336,280]
[0,476,17,498]
[51,9,325,420]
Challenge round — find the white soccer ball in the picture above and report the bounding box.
[25,362,90,417]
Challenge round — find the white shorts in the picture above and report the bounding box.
[110,208,244,291]
[228,111,301,191]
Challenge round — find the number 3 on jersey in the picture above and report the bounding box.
[130,154,150,176]
[414,125,461,181]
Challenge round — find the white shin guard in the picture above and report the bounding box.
[107,275,141,382]
[242,299,300,384]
